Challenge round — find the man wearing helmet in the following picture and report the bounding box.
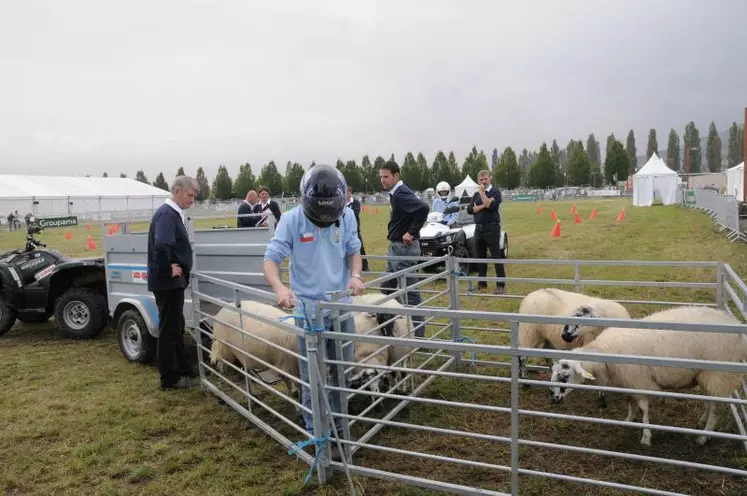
[263,164,364,450]
[431,181,458,227]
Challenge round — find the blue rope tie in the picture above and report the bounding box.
[287,433,331,484]
[454,336,476,366]
[277,301,326,334]
[450,270,474,297]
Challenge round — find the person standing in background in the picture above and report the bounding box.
[378,160,429,338]
[237,189,260,228]
[467,169,507,295]
[257,186,282,227]
[347,189,369,271]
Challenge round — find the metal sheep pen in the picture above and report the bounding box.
[188,234,747,495]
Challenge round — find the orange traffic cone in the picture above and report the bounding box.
[570,204,576,214]
[85,223,92,231]
[64,230,72,240]
[616,209,626,222]
[114,223,120,233]
[537,206,543,215]
[87,236,97,250]
[551,220,561,237]
[589,208,597,219]
[550,209,558,221]
[574,212,582,224]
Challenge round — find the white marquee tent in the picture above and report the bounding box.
[0,175,171,219]
[454,175,479,199]
[632,153,679,206]
[725,162,744,200]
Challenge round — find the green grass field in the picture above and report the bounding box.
[2,198,747,496]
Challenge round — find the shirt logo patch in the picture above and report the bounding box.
[300,232,314,243]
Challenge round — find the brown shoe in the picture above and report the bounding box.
[493,286,505,295]
[161,376,198,390]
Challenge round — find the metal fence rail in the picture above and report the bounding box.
[682,188,746,243]
[190,253,747,495]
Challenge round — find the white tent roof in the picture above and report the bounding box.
[454,175,479,198]
[0,175,171,199]
[634,152,677,177]
[725,162,744,199]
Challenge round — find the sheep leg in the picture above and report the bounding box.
[697,404,710,428]
[625,399,638,422]
[637,398,652,446]
[696,402,717,446]
[596,392,607,409]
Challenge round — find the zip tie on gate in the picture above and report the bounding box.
[454,336,476,366]
[287,432,331,485]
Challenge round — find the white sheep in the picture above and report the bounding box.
[209,300,301,399]
[349,293,413,395]
[549,306,747,447]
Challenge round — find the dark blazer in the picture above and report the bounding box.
[237,201,259,228]
[258,200,282,226]
[147,204,193,292]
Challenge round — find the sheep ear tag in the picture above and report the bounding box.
[580,369,595,381]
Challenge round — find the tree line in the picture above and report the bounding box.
[101,119,744,200]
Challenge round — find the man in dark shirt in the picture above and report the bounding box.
[147,175,200,390]
[257,187,282,227]
[237,189,259,228]
[379,160,430,337]
[347,189,369,271]
[467,169,507,294]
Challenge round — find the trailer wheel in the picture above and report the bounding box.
[118,309,156,364]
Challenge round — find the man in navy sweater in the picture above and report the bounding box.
[147,176,200,390]
[379,160,430,337]
[467,169,507,294]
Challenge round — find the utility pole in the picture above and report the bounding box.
[685,136,690,190]
[743,107,746,203]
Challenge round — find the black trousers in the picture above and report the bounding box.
[358,231,369,271]
[475,224,506,288]
[154,288,190,387]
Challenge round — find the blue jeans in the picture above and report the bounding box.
[382,240,425,337]
[295,313,356,435]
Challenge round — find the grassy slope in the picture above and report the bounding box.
[1,198,746,496]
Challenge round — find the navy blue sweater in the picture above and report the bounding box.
[387,183,430,242]
[467,186,502,225]
[147,204,193,291]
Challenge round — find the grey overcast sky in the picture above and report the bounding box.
[1,0,745,181]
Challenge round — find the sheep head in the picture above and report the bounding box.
[561,305,599,343]
[549,359,595,404]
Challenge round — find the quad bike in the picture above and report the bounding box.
[419,196,508,273]
[0,215,109,338]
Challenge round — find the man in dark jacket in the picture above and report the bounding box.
[257,186,282,227]
[379,160,430,337]
[467,169,507,294]
[237,189,259,228]
[347,189,369,271]
[147,175,200,390]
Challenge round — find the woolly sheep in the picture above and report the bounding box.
[549,306,747,447]
[517,288,630,384]
[349,293,413,395]
[209,300,301,399]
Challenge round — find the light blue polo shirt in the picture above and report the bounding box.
[264,205,361,316]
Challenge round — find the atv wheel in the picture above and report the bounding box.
[54,287,108,339]
[0,295,17,336]
[452,243,471,274]
[118,309,156,364]
[464,237,478,273]
[500,234,508,259]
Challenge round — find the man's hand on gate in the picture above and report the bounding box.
[274,285,296,309]
[348,276,365,296]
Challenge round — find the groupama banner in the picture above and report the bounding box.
[38,216,79,229]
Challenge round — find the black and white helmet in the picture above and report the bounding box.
[300,164,348,226]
